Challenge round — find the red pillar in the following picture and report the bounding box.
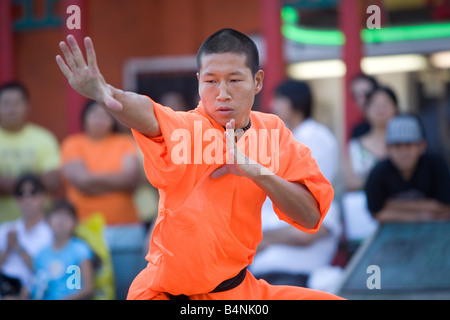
[260,0,286,113]
[0,0,15,84]
[63,0,87,134]
[339,0,363,141]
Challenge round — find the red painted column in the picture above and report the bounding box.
[339,0,363,141]
[63,0,87,134]
[0,0,15,83]
[260,0,286,113]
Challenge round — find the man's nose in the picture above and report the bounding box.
[216,82,231,101]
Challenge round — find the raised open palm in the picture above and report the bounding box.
[56,35,122,111]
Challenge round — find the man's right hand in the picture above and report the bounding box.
[56,35,123,111]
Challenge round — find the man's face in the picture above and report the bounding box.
[197,52,264,128]
[388,142,425,174]
[0,88,29,131]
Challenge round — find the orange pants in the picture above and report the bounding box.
[134,270,344,300]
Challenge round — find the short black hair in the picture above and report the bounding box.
[14,174,45,197]
[48,199,78,220]
[275,80,312,119]
[197,28,260,76]
[0,81,29,101]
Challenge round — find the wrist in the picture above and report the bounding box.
[244,161,263,180]
[248,166,275,189]
[247,164,274,181]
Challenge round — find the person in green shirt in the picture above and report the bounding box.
[0,82,61,223]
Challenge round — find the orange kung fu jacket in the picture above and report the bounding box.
[127,98,334,299]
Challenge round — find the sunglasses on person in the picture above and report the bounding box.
[15,186,42,198]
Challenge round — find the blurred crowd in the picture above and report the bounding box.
[0,82,157,299]
[0,74,449,299]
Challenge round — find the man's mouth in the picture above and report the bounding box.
[216,107,233,114]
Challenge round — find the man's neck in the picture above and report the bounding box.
[1,123,26,133]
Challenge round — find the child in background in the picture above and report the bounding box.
[33,200,94,300]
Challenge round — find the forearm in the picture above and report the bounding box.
[63,156,139,195]
[39,170,61,193]
[82,171,138,194]
[260,225,329,250]
[375,208,428,223]
[376,199,450,223]
[252,172,321,230]
[104,86,161,137]
[386,199,450,214]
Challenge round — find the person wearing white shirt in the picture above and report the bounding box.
[0,175,53,299]
[250,80,342,293]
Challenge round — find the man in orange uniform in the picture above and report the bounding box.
[56,28,343,300]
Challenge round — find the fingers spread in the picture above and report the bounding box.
[67,35,87,68]
[56,55,72,79]
[59,41,77,71]
[84,37,98,69]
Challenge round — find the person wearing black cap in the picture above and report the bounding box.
[365,114,450,223]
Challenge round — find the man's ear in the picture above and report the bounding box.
[254,70,264,94]
[196,72,200,80]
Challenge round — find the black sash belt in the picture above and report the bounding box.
[169,267,247,300]
[210,267,247,293]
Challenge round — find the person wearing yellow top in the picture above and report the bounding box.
[0,82,61,223]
